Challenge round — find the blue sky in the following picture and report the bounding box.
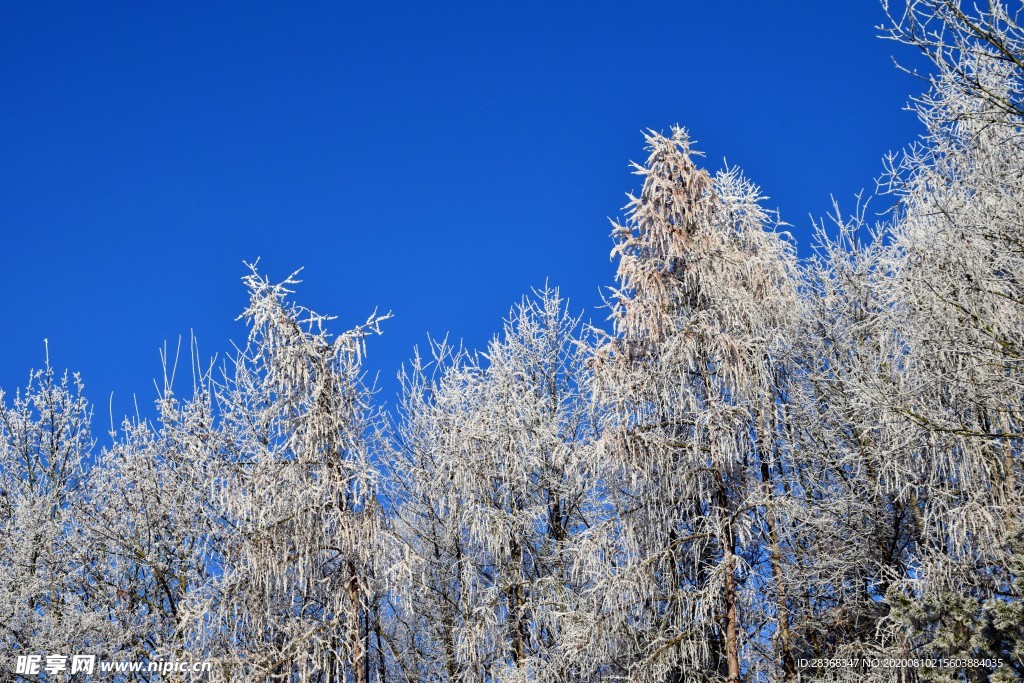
[1,1,925,425]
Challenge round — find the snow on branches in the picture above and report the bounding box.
[1,4,1022,680]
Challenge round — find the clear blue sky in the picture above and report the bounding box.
[1,1,925,425]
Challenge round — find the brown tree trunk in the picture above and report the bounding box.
[723,550,741,683]
[758,447,796,680]
[347,561,366,683]
[510,538,526,667]
[717,482,741,683]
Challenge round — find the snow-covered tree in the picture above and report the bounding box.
[386,287,601,682]
[180,266,391,682]
[869,3,1024,675]
[589,128,799,682]
[789,212,922,677]
[0,355,96,662]
[74,366,219,673]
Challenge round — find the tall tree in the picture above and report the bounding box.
[793,212,921,674]
[589,128,799,682]
[181,266,390,682]
[874,3,1024,675]
[386,288,601,682]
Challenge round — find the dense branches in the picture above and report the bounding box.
[2,4,1022,680]
[589,129,799,683]
[385,288,601,682]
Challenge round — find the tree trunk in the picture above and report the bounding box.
[718,483,741,683]
[347,561,366,683]
[758,446,796,680]
[723,550,741,683]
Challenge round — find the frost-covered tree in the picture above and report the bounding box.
[589,129,799,682]
[75,365,219,673]
[790,213,922,675]
[0,356,96,662]
[180,267,391,682]
[868,3,1024,676]
[386,288,601,682]
[763,5,1024,680]
[882,0,1024,123]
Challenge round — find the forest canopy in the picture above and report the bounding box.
[2,2,1023,681]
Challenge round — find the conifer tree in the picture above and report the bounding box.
[590,128,799,682]
[181,267,391,682]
